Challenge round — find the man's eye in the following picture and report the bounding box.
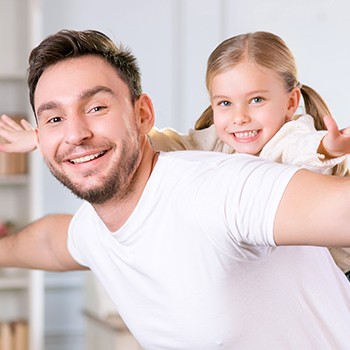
[48,116,62,123]
[89,106,106,113]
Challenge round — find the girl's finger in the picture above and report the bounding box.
[0,115,23,131]
[20,119,34,131]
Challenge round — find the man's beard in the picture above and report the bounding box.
[47,141,140,205]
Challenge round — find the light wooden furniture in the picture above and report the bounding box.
[0,1,44,350]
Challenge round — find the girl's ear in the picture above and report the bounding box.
[135,94,155,134]
[286,87,301,120]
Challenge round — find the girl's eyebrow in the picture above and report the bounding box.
[247,89,270,95]
[211,94,230,101]
[36,86,115,117]
[212,89,270,100]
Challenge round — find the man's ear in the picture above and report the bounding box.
[286,87,301,120]
[136,94,155,134]
[35,128,43,156]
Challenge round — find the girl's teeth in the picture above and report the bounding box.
[234,130,258,138]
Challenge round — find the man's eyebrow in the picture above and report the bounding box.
[78,86,115,100]
[37,101,60,117]
[36,86,115,117]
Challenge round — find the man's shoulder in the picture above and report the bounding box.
[158,150,263,167]
[159,150,236,162]
[155,151,281,184]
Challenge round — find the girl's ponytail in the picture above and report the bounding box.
[195,105,214,130]
[300,84,331,130]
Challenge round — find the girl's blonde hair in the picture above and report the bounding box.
[195,31,347,176]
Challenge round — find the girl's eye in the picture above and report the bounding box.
[251,97,263,104]
[218,100,231,107]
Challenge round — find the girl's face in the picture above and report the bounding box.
[210,60,300,155]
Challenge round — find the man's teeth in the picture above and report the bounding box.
[234,130,258,138]
[70,151,105,164]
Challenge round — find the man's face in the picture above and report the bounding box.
[34,55,142,204]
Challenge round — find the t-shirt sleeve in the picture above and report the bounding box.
[227,158,299,247]
[194,155,300,259]
[67,201,95,267]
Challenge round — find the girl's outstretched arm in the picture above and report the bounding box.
[318,115,350,158]
[0,114,36,153]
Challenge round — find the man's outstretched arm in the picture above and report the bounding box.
[274,169,350,247]
[0,214,86,271]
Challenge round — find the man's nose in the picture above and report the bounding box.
[64,116,93,145]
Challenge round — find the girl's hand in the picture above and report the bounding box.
[319,115,350,159]
[0,114,36,153]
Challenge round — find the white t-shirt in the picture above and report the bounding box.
[68,151,350,349]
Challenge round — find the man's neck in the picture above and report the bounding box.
[93,141,159,232]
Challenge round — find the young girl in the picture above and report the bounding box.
[1,31,350,276]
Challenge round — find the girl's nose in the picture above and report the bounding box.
[231,107,250,125]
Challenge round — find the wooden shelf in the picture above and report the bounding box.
[0,1,45,349]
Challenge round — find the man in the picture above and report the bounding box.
[1,29,350,349]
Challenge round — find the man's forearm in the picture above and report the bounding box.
[0,214,86,271]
